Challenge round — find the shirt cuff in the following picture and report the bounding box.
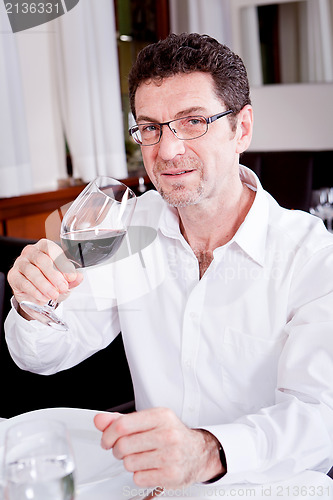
[202,423,259,483]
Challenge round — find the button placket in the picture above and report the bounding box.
[180,280,207,427]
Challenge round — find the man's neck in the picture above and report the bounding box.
[178,182,255,278]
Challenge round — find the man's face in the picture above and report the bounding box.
[134,72,248,210]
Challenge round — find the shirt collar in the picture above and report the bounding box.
[159,165,269,266]
[159,203,182,239]
[233,165,268,267]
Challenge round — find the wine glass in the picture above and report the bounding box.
[310,187,333,232]
[3,419,75,500]
[19,176,137,331]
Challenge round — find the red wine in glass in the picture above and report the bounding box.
[61,228,126,268]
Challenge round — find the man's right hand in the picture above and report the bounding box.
[7,239,83,318]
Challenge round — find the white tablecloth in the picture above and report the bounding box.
[75,469,333,500]
[1,411,332,499]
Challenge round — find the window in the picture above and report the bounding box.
[114,0,170,173]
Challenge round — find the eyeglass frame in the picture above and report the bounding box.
[128,109,234,146]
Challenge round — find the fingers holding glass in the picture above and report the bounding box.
[12,177,136,330]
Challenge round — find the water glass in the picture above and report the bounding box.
[4,419,75,500]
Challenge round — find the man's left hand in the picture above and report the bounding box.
[94,407,224,489]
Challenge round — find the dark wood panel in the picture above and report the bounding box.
[0,175,153,239]
[6,212,53,239]
[0,185,85,221]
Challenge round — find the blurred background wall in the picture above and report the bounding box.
[0,0,332,196]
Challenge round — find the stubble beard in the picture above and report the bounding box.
[153,158,205,208]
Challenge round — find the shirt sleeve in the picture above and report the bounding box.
[4,273,121,375]
[203,246,333,484]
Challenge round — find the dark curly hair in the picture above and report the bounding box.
[128,32,251,127]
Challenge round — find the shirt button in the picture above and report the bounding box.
[184,359,191,368]
[189,312,198,320]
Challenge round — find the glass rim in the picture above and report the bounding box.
[5,418,67,435]
[80,175,137,203]
[91,176,136,200]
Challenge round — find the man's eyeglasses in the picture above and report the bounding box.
[129,110,234,146]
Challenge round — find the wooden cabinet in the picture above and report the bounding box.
[0,176,152,240]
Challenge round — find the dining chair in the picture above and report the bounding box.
[0,271,5,342]
[242,151,314,211]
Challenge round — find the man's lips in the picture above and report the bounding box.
[161,169,195,177]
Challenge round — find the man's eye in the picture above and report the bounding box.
[184,117,203,126]
[141,124,158,133]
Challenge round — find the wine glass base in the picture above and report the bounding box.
[20,301,69,331]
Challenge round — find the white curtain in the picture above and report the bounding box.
[52,0,128,182]
[240,6,263,87]
[169,0,232,46]
[169,0,264,84]
[0,2,32,197]
[280,0,333,84]
[303,0,333,83]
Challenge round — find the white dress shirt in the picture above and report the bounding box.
[5,166,333,485]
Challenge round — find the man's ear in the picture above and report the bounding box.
[235,105,253,154]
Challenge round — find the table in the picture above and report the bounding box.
[1,414,332,500]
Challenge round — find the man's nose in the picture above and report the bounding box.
[157,125,186,161]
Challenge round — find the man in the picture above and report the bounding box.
[5,33,333,489]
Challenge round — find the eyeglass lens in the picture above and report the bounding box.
[133,116,208,145]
